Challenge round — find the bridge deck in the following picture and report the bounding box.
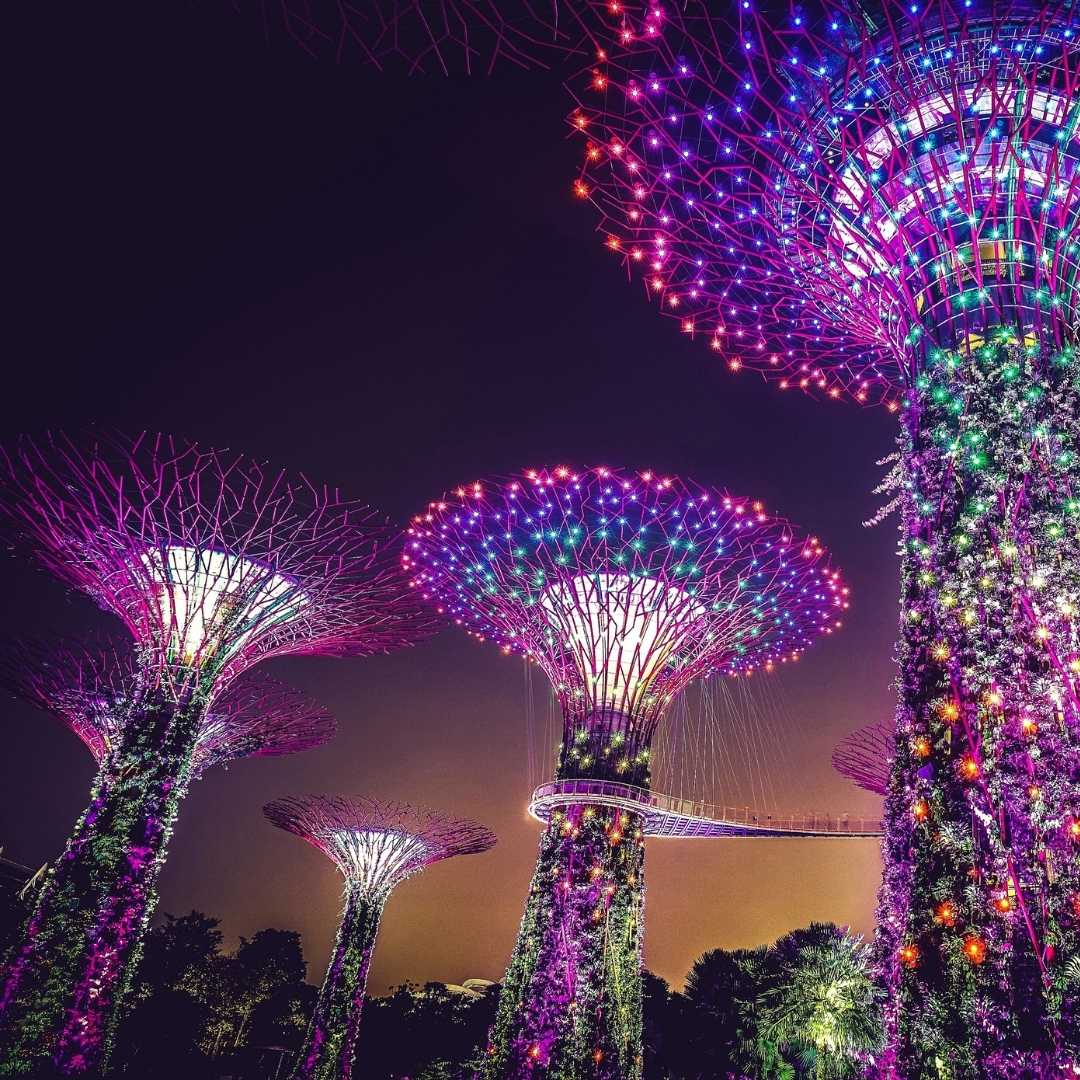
[528,779,882,838]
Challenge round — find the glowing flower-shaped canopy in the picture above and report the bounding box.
[0,637,336,779]
[0,431,436,694]
[264,796,496,895]
[405,466,847,738]
[571,0,1080,405]
[832,720,893,797]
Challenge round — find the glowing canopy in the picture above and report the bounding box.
[571,0,1080,403]
[540,572,706,712]
[140,546,307,667]
[407,466,847,737]
[264,796,496,894]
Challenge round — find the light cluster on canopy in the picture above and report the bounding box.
[264,796,496,895]
[0,431,435,695]
[570,0,1080,406]
[404,465,847,738]
[0,636,336,778]
[832,719,893,796]
[232,0,585,73]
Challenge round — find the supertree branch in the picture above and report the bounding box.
[572,0,1080,406]
[833,720,894,797]
[569,4,1080,1073]
[0,430,432,1077]
[228,0,587,74]
[407,464,845,1079]
[406,465,846,782]
[0,636,336,777]
[0,431,434,699]
[264,797,495,1080]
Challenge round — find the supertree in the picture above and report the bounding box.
[833,720,894,797]
[570,0,1080,1071]
[0,635,336,777]
[263,796,496,1080]
[0,431,434,1076]
[231,0,586,73]
[405,465,848,1078]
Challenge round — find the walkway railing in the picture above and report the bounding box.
[528,779,882,838]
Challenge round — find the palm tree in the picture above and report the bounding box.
[754,931,882,1079]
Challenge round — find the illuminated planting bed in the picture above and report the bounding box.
[573,0,1080,1070]
[406,465,847,1078]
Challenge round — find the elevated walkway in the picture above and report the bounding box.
[528,779,882,838]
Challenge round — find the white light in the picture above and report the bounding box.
[140,545,307,667]
[329,829,430,891]
[540,573,706,710]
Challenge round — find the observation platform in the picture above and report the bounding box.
[528,780,882,838]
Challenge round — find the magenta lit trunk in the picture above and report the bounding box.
[484,714,648,1080]
[293,886,384,1080]
[874,344,1080,1076]
[0,700,199,1076]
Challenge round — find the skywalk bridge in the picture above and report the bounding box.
[528,779,882,838]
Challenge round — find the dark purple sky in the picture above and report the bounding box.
[1,5,896,994]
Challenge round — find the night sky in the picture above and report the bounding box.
[2,5,897,996]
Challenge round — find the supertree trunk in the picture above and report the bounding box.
[294,885,384,1080]
[483,758,645,1079]
[0,696,201,1076]
[876,344,1080,1077]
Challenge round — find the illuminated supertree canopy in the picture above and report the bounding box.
[832,720,893,797]
[0,636,335,778]
[264,796,495,1080]
[233,0,584,73]
[406,465,846,1079]
[573,3,1080,1073]
[0,430,434,1077]
[573,0,1079,405]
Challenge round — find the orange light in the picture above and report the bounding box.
[959,755,980,781]
[899,944,920,969]
[573,180,590,199]
[939,701,960,723]
[1022,717,1038,736]
[912,798,930,823]
[993,895,1013,914]
[963,935,987,965]
[912,736,932,759]
[934,901,958,928]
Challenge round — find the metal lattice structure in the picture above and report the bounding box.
[571,4,1080,1073]
[233,0,585,73]
[264,795,496,894]
[572,0,1080,406]
[265,796,494,1080]
[0,430,434,1077]
[832,720,893,797]
[407,465,847,1079]
[0,636,335,778]
[0,431,434,698]
[406,465,847,770]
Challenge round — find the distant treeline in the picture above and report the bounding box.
[0,900,880,1079]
